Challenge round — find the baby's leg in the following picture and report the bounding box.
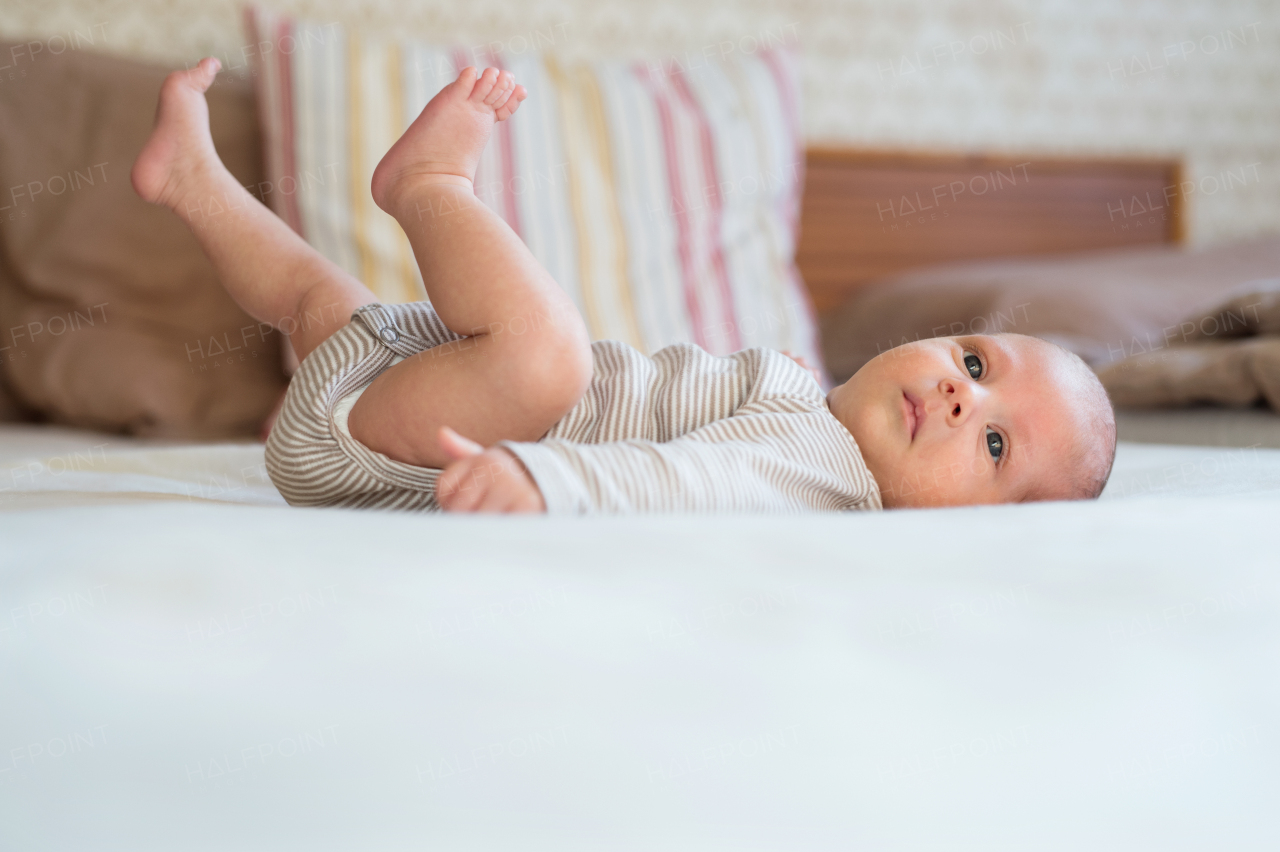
[347,67,593,469]
[132,58,376,365]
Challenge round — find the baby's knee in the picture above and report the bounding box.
[520,332,593,417]
[483,301,591,422]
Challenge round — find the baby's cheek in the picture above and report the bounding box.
[908,446,982,503]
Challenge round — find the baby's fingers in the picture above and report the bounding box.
[443,480,485,512]
[437,460,483,511]
[477,487,518,513]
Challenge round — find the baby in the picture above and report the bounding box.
[133,58,1116,513]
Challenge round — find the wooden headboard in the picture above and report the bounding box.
[795,148,1184,312]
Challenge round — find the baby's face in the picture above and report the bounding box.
[827,334,1097,508]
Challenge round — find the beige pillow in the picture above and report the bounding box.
[0,44,285,438]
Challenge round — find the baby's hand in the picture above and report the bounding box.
[435,426,546,513]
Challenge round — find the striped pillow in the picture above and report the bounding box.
[245,8,823,376]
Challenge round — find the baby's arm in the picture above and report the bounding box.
[461,406,876,513]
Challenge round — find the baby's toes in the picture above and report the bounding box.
[448,66,479,98]
[469,66,501,104]
[494,84,527,121]
[188,56,222,91]
[484,71,515,107]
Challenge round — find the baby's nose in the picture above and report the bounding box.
[939,378,982,425]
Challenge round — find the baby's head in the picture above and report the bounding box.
[827,333,1116,508]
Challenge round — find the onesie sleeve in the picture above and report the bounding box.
[497,402,881,514]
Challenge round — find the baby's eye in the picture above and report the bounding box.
[985,428,1004,462]
[963,352,983,380]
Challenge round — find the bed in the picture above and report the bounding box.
[5,170,1280,850]
[3,421,1280,849]
[3,35,1279,851]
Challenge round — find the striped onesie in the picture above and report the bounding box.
[265,302,882,513]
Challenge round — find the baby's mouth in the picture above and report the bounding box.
[902,390,924,442]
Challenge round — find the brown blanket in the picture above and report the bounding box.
[819,237,1280,384]
[0,44,285,438]
[1098,281,1280,409]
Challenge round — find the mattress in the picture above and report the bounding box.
[2,421,1278,849]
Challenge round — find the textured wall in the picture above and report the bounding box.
[3,0,1277,246]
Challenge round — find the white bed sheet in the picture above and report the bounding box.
[2,424,1278,850]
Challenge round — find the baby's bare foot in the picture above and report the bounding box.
[371,66,527,214]
[132,57,224,210]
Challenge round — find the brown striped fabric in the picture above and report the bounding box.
[265,302,882,513]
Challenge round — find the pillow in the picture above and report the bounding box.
[0,44,286,437]
[818,236,1280,382]
[244,7,825,377]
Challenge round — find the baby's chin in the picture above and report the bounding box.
[877,469,959,509]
